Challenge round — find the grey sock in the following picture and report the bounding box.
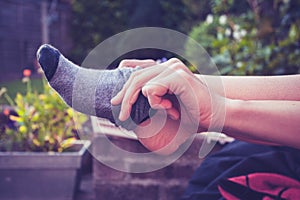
[36,44,152,130]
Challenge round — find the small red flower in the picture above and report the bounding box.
[23,69,31,77]
[3,109,9,116]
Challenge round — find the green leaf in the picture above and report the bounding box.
[289,24,297,40]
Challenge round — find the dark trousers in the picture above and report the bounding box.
[182,141,300,199]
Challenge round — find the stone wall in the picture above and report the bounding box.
[92,135,222,200]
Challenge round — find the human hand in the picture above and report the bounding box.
[118,59,157,69]
[112,58,217,133]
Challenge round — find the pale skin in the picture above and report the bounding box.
[111,58,300,155]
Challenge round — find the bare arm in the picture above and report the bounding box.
[199,74,300,148]
[112,59,300,154]
[201,74,300,101]
[224,99,300,149]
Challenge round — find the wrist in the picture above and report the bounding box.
[197,96,233,133]
[223,98,244,135]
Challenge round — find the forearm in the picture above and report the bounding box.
[197,74,300,101]
[224,99,300,149]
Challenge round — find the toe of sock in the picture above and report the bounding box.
[37,44,61,81]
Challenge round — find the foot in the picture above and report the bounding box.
[37,44,61,81]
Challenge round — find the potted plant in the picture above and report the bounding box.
[0,69,90,200]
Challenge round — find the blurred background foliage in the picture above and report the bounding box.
[71,0,300,75]
[187,0,300,75]
[70,0,210,63]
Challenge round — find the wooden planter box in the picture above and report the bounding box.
[0,140,91,200]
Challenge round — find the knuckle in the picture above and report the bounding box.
[131,69,142,77]
[169,62,184,71]
[130,70,147,86]
[142,87,149,98]
[168,58,181,64]
[142,86,156,98]
[119,60,127,66]
[178,69,194,82]
[145,59,156,63]
[129,71,141,84]
[144,86,154,95]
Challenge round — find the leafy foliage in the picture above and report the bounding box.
[186,0,300,75]
[70,0,208,63]
[0,76,87,152]
[71,0,128,63]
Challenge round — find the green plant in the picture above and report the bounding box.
[70,0,208,63]
[186,0,300,75]
[0,70,87,152]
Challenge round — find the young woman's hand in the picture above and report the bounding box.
[114,59,300,151]
[112,58,224,134]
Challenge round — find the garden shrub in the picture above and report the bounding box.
[186,0,300,75]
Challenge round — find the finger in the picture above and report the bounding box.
[143,64,196,115]
[115,59,189,120]
[111,61,164,105]
[163,58,194,75]
[119,85,141,121]
[166,107,180,120]
[142,86,169,107]
[148,96,172,110]
[146,68,187,97]
[111,67,155,105]
[143,84,179,118]
[111,88,126,105]
[118,65,165,120]
[119,89,144,121]
[119,101,132,122]
[118,59,156,68]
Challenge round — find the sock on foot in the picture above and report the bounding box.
[36,44,152,130]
